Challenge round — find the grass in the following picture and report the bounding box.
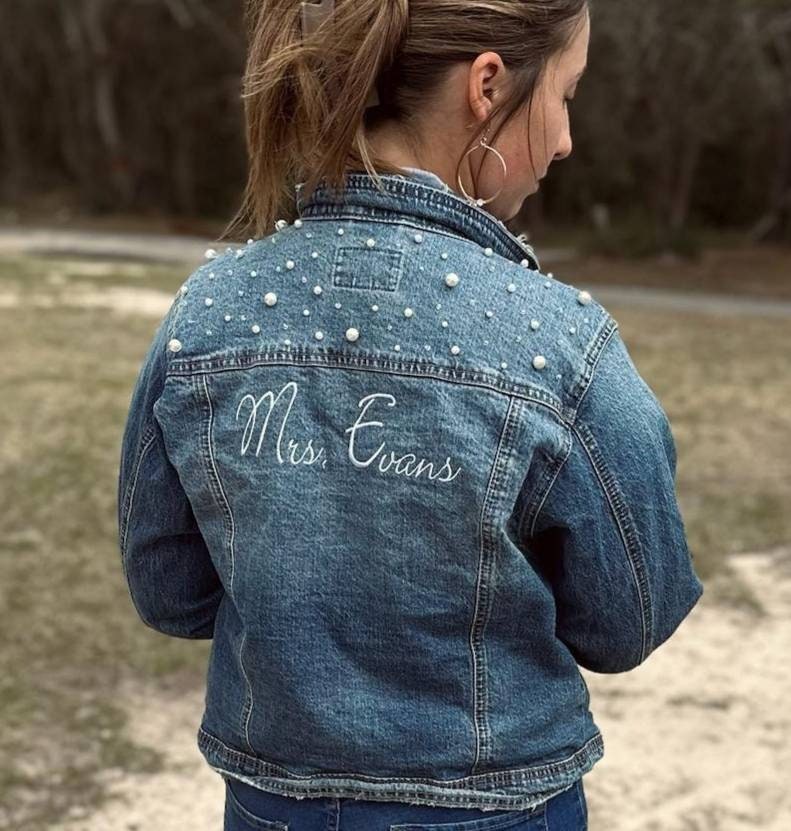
[0,247,789,827]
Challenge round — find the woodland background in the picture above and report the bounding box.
[1,0,790,252]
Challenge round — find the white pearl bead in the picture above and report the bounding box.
[445,273,460,287]
[530,319,541,330]
[334,302,342,309]
[167,338,182,353]
[441,252,448,260]
[311,252,319,258]
[314,330,324,341]
[544,281,551,288]
[313,285,323,295]
[547,272,554,279]
[205,297,214,307]
[247,238,254,245]
[404,307,414,318]
[204,248,217,259]
[303,309,310,316]
[224,314,232,322]
[275,219,288,231]
[569,326,577,334]
[533,355,547,370]
[577,290,592,305]
[414,233,423,243]
[264,292,277,306]
[485,310,494,319]
[251,324,261,334]
[366,238,376,248]
[286,260,295,270]
[235,249,245,259]
[284,338,291,345]
[441,320,449,328]
[520,259,530,268]
[501,361,508,369]
[180,285,188,295]
[371,304,379,312]
[450,345,461,355]
[337,228,345,235]
[484,247,493,257]
[346,327,360,342]
[394,344,401,351]
[250,270,258,277]
[506,283,516,293]
[294,219,303,228]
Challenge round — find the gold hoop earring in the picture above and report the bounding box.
[457,129,508,207]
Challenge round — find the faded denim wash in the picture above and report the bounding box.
[117,165,704,814]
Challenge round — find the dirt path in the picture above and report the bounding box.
[49,546,791,831]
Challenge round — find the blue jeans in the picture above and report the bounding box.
[222,776,588,830]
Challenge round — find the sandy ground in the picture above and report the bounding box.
[48,545,791,831]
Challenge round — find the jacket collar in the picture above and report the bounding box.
[294,168,541,271]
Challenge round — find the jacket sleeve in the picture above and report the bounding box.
[117,297,224,639]
[526,324,704,673]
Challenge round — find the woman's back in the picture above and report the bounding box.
[117,170,703,813]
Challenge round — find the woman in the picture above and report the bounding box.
[117,1,704,829]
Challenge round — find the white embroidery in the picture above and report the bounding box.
[234,383,462,484]
[236,381,326,467]
[345,393,462,483]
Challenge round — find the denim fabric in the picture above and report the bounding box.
[222,774,587,830]
[117,166,704,812]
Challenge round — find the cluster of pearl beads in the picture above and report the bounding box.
[169,233,595,376]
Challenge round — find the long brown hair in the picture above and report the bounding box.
[220,0,589,242]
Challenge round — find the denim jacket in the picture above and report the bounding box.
[117,166,704,812]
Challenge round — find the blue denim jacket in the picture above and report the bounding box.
[117,166,704,812]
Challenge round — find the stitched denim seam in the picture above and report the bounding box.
[119,422,156,561]
[166,357,571,424]
[526,425,573,541]
[526,318,619,539]
[200,375,237,591]
[200,375,256,753]
[198,726,603,789]
[470,396,520,776]
[573,419,652,662]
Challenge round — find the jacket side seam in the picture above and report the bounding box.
[199,374,256,754]
[119,422,157,561]
[469,395,521,776]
